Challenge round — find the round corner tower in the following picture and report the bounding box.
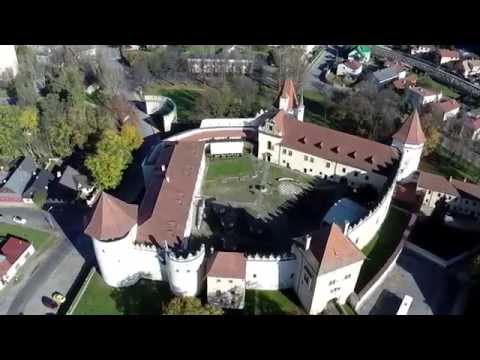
[166,244,206,297]
[84,192,139,287]
[391,109,426,181]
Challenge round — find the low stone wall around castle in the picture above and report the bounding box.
[245,253,298,291]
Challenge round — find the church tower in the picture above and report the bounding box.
[391,109,426,181]
[277,79,303,121]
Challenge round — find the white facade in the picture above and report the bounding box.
[337,63,363,76]
[292,245,364,315]
[245,254,297,290]
[0,45,18,78]
[209,141,244,156]
[392,139,424,181]
[166,244,206,297]
[0,244,35,290]
[200,118,257,128]
[406,87,442,108]
[207,276,246,309]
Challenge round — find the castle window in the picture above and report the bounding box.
[229,280,233,284]
[282,160,286,163]
[283,149,287,154]
[329,280,336,286]
[288,150,292,156]
[365,175,369,181]
[187,270,191,273]
[326,162,331,168]
[345,274,351,280]
[342,167,346,173]
[290,273,294,279]
[216,290,221,296]
[176,269,179,273]
[309,169,313,172]
[267,141,273,150]
[310,157,314,163]
[253,274,257,278]
[354,171,359,177]
[304,155,308,161]
[217,279,221,283]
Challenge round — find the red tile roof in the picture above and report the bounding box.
[277,79,298,111]
[430,99,460,114]
[309,223,365,274]
[438,49,460,59]
[137,141,205,247]
[392,110,426,145]
[84,192,138,240]
[451,179,480,201]
[0,237,31,268]
[417,171,459,196]
[393,74,417,90]
[207,251,246,279]
[272,111,399,176]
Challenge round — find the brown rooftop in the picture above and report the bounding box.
[309,223,365,274]
[207,251,246,279]
[277,79,298,111]
[137,141,205,247]
[431,99,460,113]
[84,192,138,240]
[272,111,399,176]
[392,110,426,146]
[451,179,480,202]
[417,171,459,196]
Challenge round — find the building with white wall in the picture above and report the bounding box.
[430,99,460,121]
[0,45,18,79]
[84,79,426,315]
[391,110,426,181]
[0,237,35,290]
[276,79,305,122]
[405,87,442,108]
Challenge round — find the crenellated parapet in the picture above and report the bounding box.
[246,252,296,262]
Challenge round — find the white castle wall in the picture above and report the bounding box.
[210,141,245,155]
[166,244,206,297]
[93,225,140,287]
[392,140,424,181]
[245,253,297,290]
[200,118,256,128]
[346,175,397,249]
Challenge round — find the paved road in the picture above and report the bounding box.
[357,248,466,315]
[0,204,93,315]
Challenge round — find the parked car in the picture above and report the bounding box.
[12,216,26,225]
[52,292,66,305]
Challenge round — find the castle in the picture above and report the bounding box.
[84,80,426,314]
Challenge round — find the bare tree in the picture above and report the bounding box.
[274,45,309,91]
[95,47,126,96]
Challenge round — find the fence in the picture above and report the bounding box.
[65,266,95,315]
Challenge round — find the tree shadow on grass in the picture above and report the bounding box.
[110,279,173,315]
[243,289,304,315]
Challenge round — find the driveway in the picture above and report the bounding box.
[357,248,466,315]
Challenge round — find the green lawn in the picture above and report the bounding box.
[72,271,173,315]
[356,207,411,292]
[143,83,205,123]
[244,289,304,315]
[420,147,480,182]
[268,163,313,185]
[205,156,256,180]
[0,224,56,255]
[416,73,460,99]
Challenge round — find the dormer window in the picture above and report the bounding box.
[348,151,357,159]
[298,137,307,144]
[314,142,323,149]
[331,146,340,153]
[365,156,374,164]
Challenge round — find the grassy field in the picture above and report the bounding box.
[144,83,205,123]
[419,147,480,182]
[205,156,256,180]
[416,73,460,99]
[0,224,56,255]
[72,271,173,315]
[356,207,411,292]
[268,163,313,185]
[244,289,304,315]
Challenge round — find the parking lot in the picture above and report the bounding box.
[357,248,466,315]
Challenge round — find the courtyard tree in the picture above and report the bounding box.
[163,296,224,315]
[420,112,442,156]
[85,125,142,190]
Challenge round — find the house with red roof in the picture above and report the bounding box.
[405,86,443,109]
[0,237,35,289]
[430,98,460,121]
[435,49,461,65]
[207,251,246,309]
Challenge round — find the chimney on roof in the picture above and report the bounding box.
[344,221,350,235]
[305,234,312,251]
[161,164,166,172]
[166,176,170,183]
[449,176,452,182]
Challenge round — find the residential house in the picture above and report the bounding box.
[0,157,37,202]
[369,65,407,87]
[347,45,371,64]
[58,166,93,198]
[450,179,480,219]
[416,171,460,215]
[461,112,480,141]
[458,59,480,79]
[430,99,460,121]
[393,74,417,92]
[22,169,54,203]
[0,237,35,290]
[410,45,435,55]
[207,251,246,309]
[436,49,461,65]
[336,60,362,77]
[405,86,442,108]
[187,58,253,75]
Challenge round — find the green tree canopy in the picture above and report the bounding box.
[163,296,224,315]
